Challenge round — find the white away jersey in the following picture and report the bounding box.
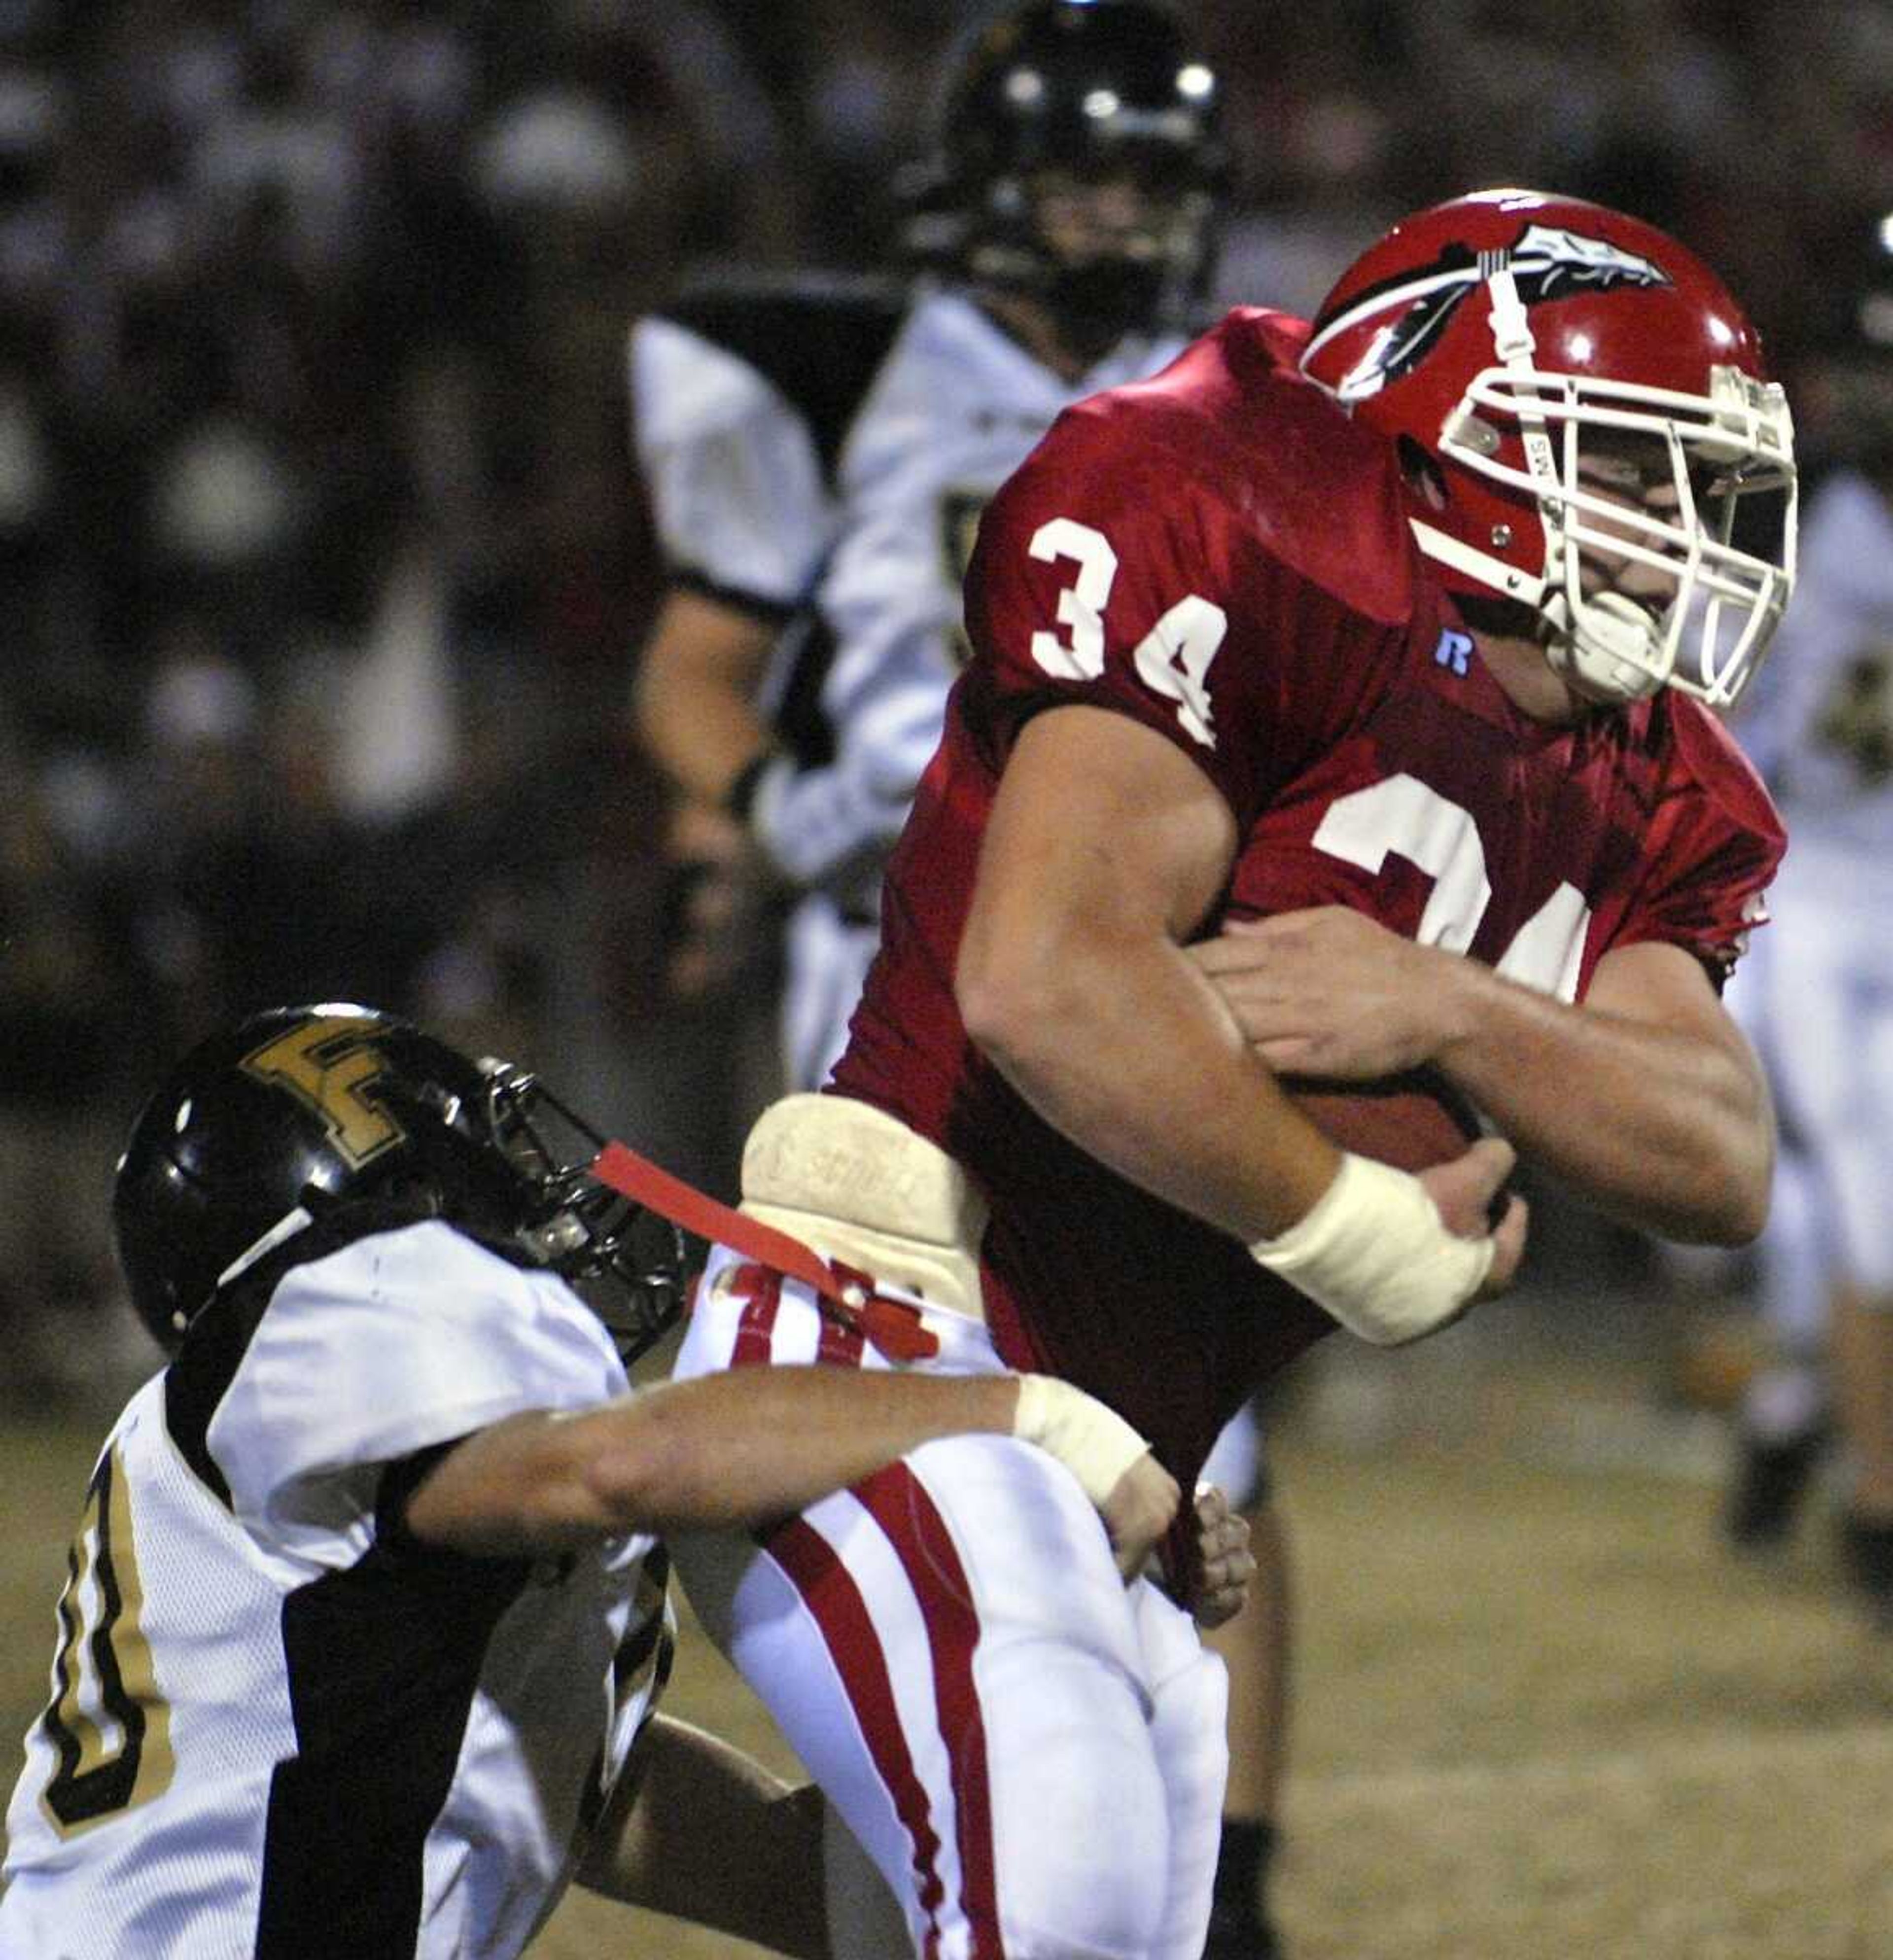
[0,1221,670,1960]
[629,275,1191,893]
[1740,468,1893,853]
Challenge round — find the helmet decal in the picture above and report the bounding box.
[1314,223,1672,402]
[239,1013,405,1170]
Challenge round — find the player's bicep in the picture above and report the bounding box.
[641,587,779,692]
[398,1412,575,1556]
[958,702,1237,1016]
[633,587,782,801]
[1587,939,1764,1077]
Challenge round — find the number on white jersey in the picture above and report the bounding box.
[36,1444,174,1835]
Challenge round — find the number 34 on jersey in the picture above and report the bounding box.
[1021,515,1592,1001]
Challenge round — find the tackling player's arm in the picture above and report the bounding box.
[402,1362,1178,1576]
[1192,910,1770,1245]
[954,703,1524,1319]
[576,1712,830,1958]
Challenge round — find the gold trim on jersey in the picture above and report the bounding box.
[37,1442,175,1836]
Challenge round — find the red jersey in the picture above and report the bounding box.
[830,307,1784,1488]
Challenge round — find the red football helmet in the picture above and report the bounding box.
[1301,189,1797,708]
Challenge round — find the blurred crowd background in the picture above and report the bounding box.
[3,0,1891,1399]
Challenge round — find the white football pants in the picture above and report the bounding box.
[670,1246,1229,1960]
[1739,837,1893,1303]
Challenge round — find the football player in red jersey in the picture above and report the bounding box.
[666,189,1796,1960]
[632,4,1303,1950]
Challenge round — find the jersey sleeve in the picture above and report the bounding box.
[629,314,838,614]
[960,406,1382,833]
[1608,702,1787,984]
[207,1221,626,1570]
[750,678,948,893]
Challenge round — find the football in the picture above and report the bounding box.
[1282,1068,1483,1174]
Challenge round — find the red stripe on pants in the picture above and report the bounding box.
[854,1462,1003,1958]
[730,1269,997,1948]
[764,1516,950,1958]
[817,1311,868,1368]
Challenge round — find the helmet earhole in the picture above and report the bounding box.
[1396,436,1448,513]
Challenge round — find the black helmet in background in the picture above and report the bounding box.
[904,0,1229,352]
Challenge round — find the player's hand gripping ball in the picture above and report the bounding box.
[1190,1483,1257,1629]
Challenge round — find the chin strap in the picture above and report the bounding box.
[1484,267,1557,485]
[1537,588,1668,702]
[1408,262,1563,611]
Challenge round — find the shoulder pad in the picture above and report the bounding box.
[1081,312,1419,626]
[658,272,911,474]
[1663,694,1784,842]
[163,1199,443,1507]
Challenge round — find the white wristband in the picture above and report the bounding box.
[1012,1374,1152,1504]
[1249,1152,1494,1347]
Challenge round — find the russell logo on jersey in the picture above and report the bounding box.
[1433,627,1474,676]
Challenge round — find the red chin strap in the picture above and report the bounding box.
[589,1141,941,1362]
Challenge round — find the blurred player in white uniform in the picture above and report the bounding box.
[630,4,1294,1951]
[0,1004,1187,1958]
[1721,224,1893,1624]
[633,4,1213,1094]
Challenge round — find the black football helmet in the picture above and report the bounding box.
[113,1004,687,1361]
[905,0,1228,352]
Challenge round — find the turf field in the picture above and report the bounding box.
[2,1281,1888,1959]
